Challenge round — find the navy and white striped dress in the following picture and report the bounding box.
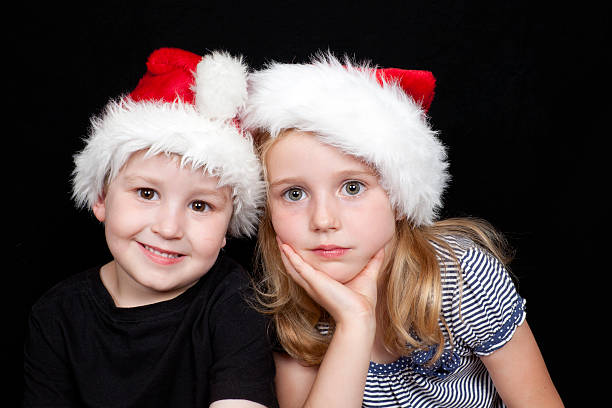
[362,236,525,407]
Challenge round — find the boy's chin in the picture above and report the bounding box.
[139,279,199,300]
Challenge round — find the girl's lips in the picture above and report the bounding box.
[311,246,350,258]
[138,243,185,265]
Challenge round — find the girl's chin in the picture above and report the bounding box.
[316,264,363,284]
[298,252,368,283]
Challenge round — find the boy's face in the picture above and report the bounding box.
[93,150,233,305]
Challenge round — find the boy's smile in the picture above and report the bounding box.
[93,150,233,307]
[266,130,396,284]
[138,242,185,264]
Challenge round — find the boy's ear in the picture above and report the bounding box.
[92,196,106,222]
[221,236,227,249]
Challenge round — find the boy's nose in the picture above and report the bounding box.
[151,205,184,239]
[309,196,340,232]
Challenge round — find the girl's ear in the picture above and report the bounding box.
[92,196,106,223]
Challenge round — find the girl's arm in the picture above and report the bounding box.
[210,400,268,408]
[275,242,384,408]
[273,352,318,408]
[480,321,563,407]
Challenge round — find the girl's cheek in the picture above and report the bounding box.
[271,210,302,245]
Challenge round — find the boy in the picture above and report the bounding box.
[23,48,276,407]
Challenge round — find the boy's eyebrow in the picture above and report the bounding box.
[189,186,231,202]
[123,174,161,187]
[124,175,230,201]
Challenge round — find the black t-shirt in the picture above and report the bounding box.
[23,255,277,407]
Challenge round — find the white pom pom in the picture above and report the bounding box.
[194,51,248,120]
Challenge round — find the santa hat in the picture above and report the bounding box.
[242,53,448,226]
[72,47,264,237]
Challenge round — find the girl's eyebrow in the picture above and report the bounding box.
[268,170,377,189]
[335,169,378,179]
[268,177,304,189]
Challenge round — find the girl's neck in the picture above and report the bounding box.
[371,295,401,364]
[371,324,401,364]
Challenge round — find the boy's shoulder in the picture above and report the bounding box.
[29,267,99,317]
[28,257,254,323]
[201,254,254,300]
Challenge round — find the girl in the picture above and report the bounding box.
[243,54,563,407]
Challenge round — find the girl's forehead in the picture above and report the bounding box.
[266,130,378,175]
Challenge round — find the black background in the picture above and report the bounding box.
[11,1,606,405]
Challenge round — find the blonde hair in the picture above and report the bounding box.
[253,131,513,366]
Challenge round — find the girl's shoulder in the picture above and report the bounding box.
[431,234,473,262]
[432,234,510,284]
[433,235,526,356]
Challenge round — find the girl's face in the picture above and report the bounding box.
[266,130,396,283]
[93,150,233,305]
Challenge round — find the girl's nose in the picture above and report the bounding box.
[151,204,184,239]
[309,196,340,232]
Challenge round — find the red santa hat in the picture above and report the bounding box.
[242,53,448,226]
[72,47,263,237]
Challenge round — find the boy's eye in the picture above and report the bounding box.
[283,188,306,202]
[342,181,363,196]
[138,188,158,200]
[190,200,210,212]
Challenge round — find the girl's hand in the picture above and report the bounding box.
[275,239,385,408]
[277,238,385,326]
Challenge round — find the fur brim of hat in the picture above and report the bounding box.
[242,54,449,226]
[72,50,264,237]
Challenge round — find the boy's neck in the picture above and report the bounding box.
[99,261,195,308]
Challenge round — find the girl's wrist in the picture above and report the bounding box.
[334,313,377,337]
[328,294,378,328]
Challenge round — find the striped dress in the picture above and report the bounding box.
[362,236,525,407]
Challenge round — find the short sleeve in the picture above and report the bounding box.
[208,284,277,407]
[450,246,526,356]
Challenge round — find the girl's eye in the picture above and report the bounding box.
[283,188,306,202]
[190,200,210,212]
[138,188,158,200]
[342,181,364,196]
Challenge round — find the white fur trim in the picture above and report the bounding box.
[242,54,449,226]
[72,98,264,237]
[194,51,248,120]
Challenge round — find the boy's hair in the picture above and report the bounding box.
[254,134,513,366]
[72,47,264,237]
